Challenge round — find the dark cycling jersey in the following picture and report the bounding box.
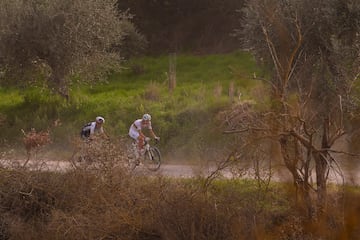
[80,122,104,139]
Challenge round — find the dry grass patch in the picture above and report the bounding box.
[0,168,359,240]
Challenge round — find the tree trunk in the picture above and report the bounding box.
[315,117,330,215]
[49,64,69,100]
[279,136,313,217]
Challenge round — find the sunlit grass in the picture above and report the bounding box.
[0,51,263,159]
[0,87,23,109]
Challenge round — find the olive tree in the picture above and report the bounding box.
[0,0,141,98]
[228,0,360,218]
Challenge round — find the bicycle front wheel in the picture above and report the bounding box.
[143,147,161,171]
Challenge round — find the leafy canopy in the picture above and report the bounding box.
[0,0,139,98]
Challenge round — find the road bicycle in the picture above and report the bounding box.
[69,135,121,170]
[128,137,161,171]
[69,138,102,169]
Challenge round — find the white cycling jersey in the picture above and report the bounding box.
[129,119,152,141]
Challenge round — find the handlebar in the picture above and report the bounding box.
[143,137,160,145]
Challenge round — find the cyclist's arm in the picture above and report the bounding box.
[99,127,110,140]
[149,129,159,139]
[148,121,158,139]
[139,129,146,139]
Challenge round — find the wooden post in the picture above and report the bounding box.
[229,81,234,102]
[214,82,222,98]
[169,53,177,92]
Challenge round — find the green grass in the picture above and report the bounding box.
[0,50,263,159]
[0,87,23,109]
[115,51,260,85]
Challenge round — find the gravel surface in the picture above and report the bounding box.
[1,158,359,185]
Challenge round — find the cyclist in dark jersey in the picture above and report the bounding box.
[81,116,105,139]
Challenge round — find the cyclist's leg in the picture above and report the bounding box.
[129,130,141,162]
[137,135,145,153]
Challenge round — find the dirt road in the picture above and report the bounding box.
[2,158,359,185]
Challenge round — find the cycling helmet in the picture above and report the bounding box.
[96,116,105,123]
[142,113,151,121]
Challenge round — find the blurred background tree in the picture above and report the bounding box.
[0,0,145,99]
[117,0,246,54]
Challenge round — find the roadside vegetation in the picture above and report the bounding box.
[0,167,359,240]
[1,49,359,239]
[1,0,360,239]
[0,51,262,161]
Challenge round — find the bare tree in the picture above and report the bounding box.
[229,0,360,218]
[0,0,142,98]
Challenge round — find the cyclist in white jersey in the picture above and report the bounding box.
[129,113,160,159]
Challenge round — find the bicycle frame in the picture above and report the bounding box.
[129,138,161,171]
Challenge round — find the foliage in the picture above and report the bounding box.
[228,0,360,217]
[117,0,246,54]
[0,0,144,98]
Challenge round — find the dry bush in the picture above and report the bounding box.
[69,135,128,173]
[341,191,360,239]
[21,128,52,167]
[149,180,235,240]
[37,170,160,240]
[0,166,359,240]
[0,214,9,240]
[0,171,55,221]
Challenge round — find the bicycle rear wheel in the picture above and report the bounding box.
[126,141,139,171]
[143,147,161,171]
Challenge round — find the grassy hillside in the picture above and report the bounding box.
[0,50,263,161]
